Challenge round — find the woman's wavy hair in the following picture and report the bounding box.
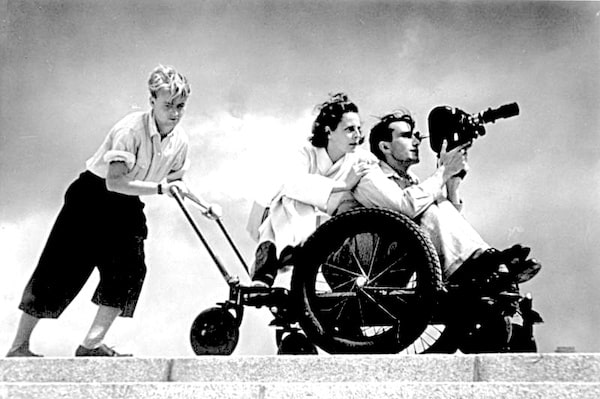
[309,92,359,148]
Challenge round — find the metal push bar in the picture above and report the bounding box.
[169,186,250,283]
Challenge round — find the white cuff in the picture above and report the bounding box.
[104,150,135,169]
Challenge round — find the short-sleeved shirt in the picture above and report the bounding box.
[85,111,189,182]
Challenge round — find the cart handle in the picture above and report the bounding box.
[170,186,250,277]
[181,190,222,220]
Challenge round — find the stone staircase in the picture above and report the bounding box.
[1,353,599,398]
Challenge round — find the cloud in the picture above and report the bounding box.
[183,110,316,203]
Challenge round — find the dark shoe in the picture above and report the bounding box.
[512,258,542,283]
[484,245,541,283]
[279,245,297,267]
[500,244,531,265]
[499,244,542,282]
[6,342,43,358]
[251,241,279,287]
[75,344,132,357]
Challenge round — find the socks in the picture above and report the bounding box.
[81,305,122,349]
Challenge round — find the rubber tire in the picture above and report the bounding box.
[292,208,442,354]
[277,332,318,355]
[190,306,239,355]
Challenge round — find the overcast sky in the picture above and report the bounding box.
[1,0,599,356]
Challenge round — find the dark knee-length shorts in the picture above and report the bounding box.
[19,171,148,318]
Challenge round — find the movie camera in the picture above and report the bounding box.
[428,102,520,154]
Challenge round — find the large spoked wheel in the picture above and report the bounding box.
[292,208,442,354]
[190,306,240,355]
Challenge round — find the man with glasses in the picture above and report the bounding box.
[352,108,540,285]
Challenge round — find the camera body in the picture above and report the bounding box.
[428,102,520,154]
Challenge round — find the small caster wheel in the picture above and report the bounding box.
[190,306,239,355]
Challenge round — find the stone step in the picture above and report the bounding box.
[2,381,600,399]
[2,354,599,383]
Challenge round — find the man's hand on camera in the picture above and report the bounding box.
[439,140,469,181]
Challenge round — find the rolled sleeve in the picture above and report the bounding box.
[104,150,136,169]
[105,127,139,170]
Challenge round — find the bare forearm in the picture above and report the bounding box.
[106,161,164,196]
[106,176,161,196]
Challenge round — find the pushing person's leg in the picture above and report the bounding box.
[75,304,131,357]
[6,312,42,357]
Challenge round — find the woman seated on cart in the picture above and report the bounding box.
[249,93,377,287]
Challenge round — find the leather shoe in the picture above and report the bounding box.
[6,342,42,358]
[75,344,132,357]
[512,258,542,283]
[500,244,531,265]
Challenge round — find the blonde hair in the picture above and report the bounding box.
[148,65,191,100]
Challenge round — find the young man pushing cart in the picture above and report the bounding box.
[7,65,216,357]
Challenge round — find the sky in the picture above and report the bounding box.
[1,0,599,356]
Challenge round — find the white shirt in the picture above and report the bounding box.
[353,161,446,219]
[85,111,189,182]
[254,143,377,252]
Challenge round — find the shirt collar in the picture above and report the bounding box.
[380,161,399,178]
[380,161,418,185]
[148,111,178,139]
[315,146,334,172]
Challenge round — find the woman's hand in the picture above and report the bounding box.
[337,160,376,192]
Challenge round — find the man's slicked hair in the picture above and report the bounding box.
[369,107,415,160]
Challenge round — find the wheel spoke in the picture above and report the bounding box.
[329,297,352,325]
[358,288,400,323]
[350,236,369,277]
[366,234,381,279]
[389,290,417,308]
[298,208,440,354]
[323,262,363,278]
[362,286,417,293]
[356,293,366,330]
[368,252,409,284]
[329,277,356,291]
